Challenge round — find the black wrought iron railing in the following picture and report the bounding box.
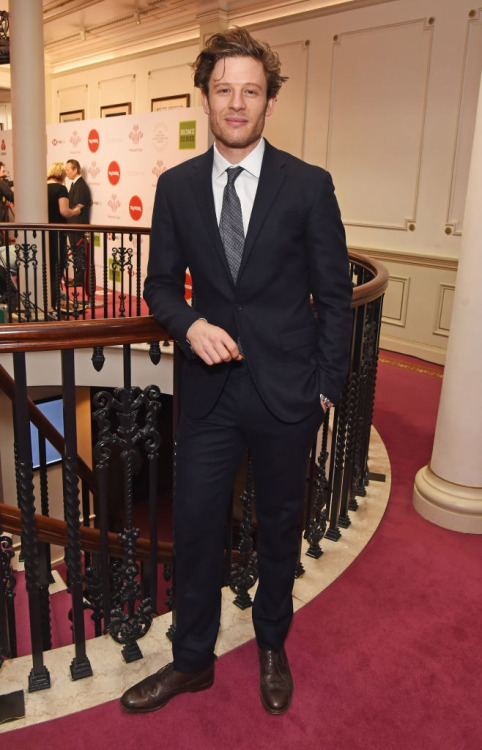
[0,225,388,695]
[0,223,150,322]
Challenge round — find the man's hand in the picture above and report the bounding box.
[186,319,243,366]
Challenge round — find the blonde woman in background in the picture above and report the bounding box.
[47,162,82,313]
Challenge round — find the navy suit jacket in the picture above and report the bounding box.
[144,141,353,423]
[67,176,91,225]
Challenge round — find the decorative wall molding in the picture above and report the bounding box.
[327,18,434,231]
[381,274,410,328]
[433,283,455,338]
[56,83,88,117]
[445,8,482,236]
[349,245,458,271]
[98,74,136,110]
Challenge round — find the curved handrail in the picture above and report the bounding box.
[350,251,389,307]
[0,503,173,564]
[0,364,95,489]
[0,315,169,353]
[0,250,387,353]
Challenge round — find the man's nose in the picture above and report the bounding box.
[229,91,245,109]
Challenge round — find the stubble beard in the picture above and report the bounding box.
[210,115,266,153]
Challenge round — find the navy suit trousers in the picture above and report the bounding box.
[172,359,323,672]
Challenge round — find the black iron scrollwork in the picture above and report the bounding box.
[304,412,330,559]
[0,533,17,664]
[229,456,258,609]
[93,383,162,662]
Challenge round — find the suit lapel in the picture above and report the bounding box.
[190,148,234,281]
[238,142,286,278]
[189,142,287,285]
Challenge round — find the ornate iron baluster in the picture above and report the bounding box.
[93,383,161,662]
[304,411,331,559]
[61,349,93,680]
[13,351,50,691]
[111,237,133,318]
[229,455,258,609]
[0,533,17,664]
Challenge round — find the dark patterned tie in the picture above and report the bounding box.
[219,166,244,283]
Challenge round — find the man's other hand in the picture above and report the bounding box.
[186,319,243,365]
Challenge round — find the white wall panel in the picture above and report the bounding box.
[382,274,410,327]
[263,40,310,158]
[56,83,88,120]
[148,63,196,109]
[445,10,482,235]
[327,18,434,230]
[97,73,136,116]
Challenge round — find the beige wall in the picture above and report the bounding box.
[45,0,481,363]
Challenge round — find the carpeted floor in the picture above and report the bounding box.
[6,352,482,749]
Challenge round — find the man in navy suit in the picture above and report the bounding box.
[65,159,91,286]
[121,27,353,716]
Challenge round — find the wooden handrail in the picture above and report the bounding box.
[0,315,169,353]
[0,502,173,564]
[350,251,389,307]
[0,251,387,353]
[0,364,96,489]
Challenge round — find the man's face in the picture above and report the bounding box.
[201,56,276,162]
[0,166,6,179]
[65,162,76,180]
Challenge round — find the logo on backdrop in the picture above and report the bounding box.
[88,129,100,153]
[179,120,196,150]
[51,138,65,146]
[129,124,144,149]
[108,194,121,219]
[108,161,121,185]
[70,130,81,149]
[129,195,143,221]
[1,139,6,152]
[88,161,101,182]
[153,122,169,152]
[152,160,166,183]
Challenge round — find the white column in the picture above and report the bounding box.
[413,73,482,534]
[9,0,48,222]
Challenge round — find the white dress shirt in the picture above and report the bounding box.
[212,138,265,236]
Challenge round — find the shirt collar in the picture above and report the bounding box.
[213,138,265,180]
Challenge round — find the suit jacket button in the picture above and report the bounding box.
[235,303,243,311]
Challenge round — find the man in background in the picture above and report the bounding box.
[65,158,91,287]
[0,161,14,223]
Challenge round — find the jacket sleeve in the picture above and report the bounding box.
[306,170,353,404]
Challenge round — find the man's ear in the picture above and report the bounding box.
[201,91,210,115]
[265,97,276,118]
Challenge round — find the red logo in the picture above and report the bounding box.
[108,161,121,185]
[88,129,100,152]
[129,195,143,221]
[1,139,5,151]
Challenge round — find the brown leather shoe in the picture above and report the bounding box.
[258,647,293,714]
[120,662,214,713]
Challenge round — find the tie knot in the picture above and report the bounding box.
[226,166,243,185]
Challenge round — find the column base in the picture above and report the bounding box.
[413,465,482,534]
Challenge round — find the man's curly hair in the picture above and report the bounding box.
[192,27,288,99]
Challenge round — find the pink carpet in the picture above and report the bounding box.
[8,352,482,749]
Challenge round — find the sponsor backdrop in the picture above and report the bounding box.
[0,107,208,290]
